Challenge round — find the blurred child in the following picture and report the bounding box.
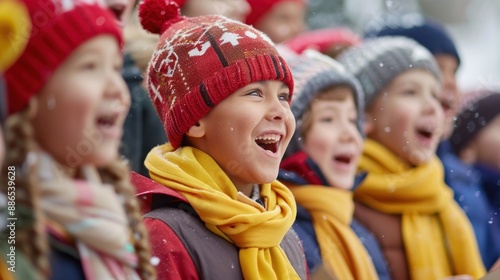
[245,0,306,44]
[125,0,250,78]
[1,0,155,278]
[0,0,30,277]
[284,27,361,59]
[450,89,500,255]
[339,36,485,280]
[278,48,385,280]
[364,14,461,139]
[364,14,498,269]
[132,0,307,279]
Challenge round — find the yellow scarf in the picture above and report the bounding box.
[145,143,301,280]
[290,186,378,280]
[355,139,485,279]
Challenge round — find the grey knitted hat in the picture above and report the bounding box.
[278,46,365,158]
[337,36,440,108]
[450,89,500,154]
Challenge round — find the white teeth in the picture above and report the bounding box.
[255,134,281,142]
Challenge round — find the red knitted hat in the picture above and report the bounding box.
[245,0,305,26]
[4,0,122,116]
[139,0,294,149]
[284,27,362,55]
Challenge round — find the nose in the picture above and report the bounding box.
[339,120,361,144]
[106,71,130,109]
[267,96,289,122]
[422,93,441,117]
[292,20,306,38]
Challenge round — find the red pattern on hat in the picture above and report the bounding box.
[245,0,305,26]
[4,0,122,116]
[139,0,294,149]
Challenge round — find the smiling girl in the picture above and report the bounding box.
[1,0,154,278]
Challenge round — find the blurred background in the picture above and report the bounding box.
[306,0,500,93]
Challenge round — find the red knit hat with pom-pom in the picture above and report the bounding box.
[4,0,122,116]
[139,0,294,149]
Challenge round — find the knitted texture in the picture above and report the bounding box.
[337,36,440,107]
[139,0,294,148]
[279,47,364,157]
[4,0,122,116]
[364,13,460,65]
[450,89,500,153]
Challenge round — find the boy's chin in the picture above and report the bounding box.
[406,149,435,166]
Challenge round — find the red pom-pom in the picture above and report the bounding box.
[139,0,183,35]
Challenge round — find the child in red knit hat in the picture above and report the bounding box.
[1,0,155,278]
[132,0,307,279]
[245,0,307,43]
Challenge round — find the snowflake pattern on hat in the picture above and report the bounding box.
[139,0,293,148]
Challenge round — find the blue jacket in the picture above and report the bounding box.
[437,141,499,269]
[476,164,500,258]
[49,235,85,280]
[279,153,391,279]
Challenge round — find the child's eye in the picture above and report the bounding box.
[245,90,262,97]
[404,89,417,96]
[79,61,98,70]
[278,92,291,102]
[320,117,333,123]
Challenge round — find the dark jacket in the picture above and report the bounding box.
[121,54,167,177]
[475,163,500,262]
[353,201,407,280]
[131,172,309,280]
[278,152,391,280]
[437,141,500,269]
[49,236,85,280]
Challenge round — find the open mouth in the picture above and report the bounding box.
[416,127,433,140]
[109,4,126,24]
[97,114,118,128]
[255,134,281,154]
[96,112,121,138]
[334,154,352,165]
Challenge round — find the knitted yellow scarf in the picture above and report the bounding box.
[290,186,378,280]
[145,143,300,280]
[355,139,486,279]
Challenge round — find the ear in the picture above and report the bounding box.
[186,121,205,139]
[458,142,477,165]
[364,111,375,136]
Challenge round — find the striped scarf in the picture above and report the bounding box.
[38,152,139,280]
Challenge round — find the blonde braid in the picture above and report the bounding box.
[99,159,156,280]
[2,103,50,278]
